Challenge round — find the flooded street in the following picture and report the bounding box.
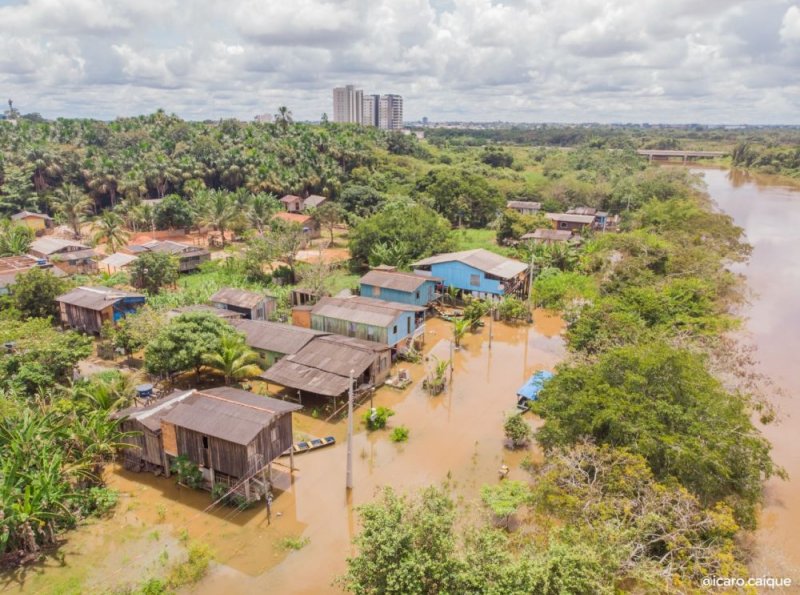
[2,312,565,594]
[698,168,800,583]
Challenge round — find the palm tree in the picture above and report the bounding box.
[194,189,238,247]
[202,335,263,385]
[53,184,92,239]
[92,210,129,253]
[274,106,293,132]
[452,317,470,348]
[248,192,278,234]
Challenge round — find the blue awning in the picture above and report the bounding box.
[516,370,554,401]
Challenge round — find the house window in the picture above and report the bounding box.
[470,274,480,287]
[271,427,278,442]
[393,325,398,335]
[415,291,420,300]
[407,317,411,334]
[348,322,356,336]
[202,436,209,449]
[367,326,375,339]
[559,222,568,229]
[373,286,381,297]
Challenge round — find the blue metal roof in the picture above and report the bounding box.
[516,370,554,401]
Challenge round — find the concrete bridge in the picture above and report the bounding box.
[637,149,727,163]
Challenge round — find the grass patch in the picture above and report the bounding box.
[452,228,511,256]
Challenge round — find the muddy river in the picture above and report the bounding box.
[1,312,565,594]
[697,168,800,585]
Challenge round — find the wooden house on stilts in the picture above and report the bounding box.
[114,387,301,502]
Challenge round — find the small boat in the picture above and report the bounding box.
[516,370,554,410]
[385,369,412,390]
[285,436,336,455]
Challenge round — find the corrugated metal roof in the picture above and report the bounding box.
[260,334,387,397]
[113,389,194,432]
[30,237,89,255]
[210,287,272,310]
[546,213,595,224]
[51,248,97,261]
[360,269,440,293]
[161,387,301,445]
[167,305,243,320]
[139,240,208,256]
[312,296,423,328]
[56,286,144,310]
[303,195,327,208]
[521,229,573,241]
[99,252,138,268]
[273,212,313,225]
[280,194,302,203]
[412,249,528,280]
[231,319,328,354]
[566,207,597,216]
[11,211,52,221]
[506,201,541,211]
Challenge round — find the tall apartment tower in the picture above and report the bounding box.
[332,85,363,123]
[361,94,380,127]
[379,94,403,130]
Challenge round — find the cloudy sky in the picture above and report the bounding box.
[1,0,799,123]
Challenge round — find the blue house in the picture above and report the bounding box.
[310,296,425,350]
[359,268,441,307]
[412,249,528,299]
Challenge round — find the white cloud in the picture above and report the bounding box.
[0,0,797,123]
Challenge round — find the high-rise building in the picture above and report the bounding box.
[379,94,403,130]
[332,85,363,124]
[361,94,380,127]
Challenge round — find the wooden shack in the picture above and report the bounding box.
[56,286,145,333]
[210,287,276,320]
[30,237,98,274]
[10,211,53,235]
[126,240,210,272]
[115,387,301,501]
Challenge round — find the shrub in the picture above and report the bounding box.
[504,413,532,447]
[170,455,204,489]
[497,295,529,321]
[390,426,410,442]
[363,406,395,430]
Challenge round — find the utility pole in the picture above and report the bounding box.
[346,369,354,491]
[489,304,494,349]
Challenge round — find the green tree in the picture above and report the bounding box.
[12,267,69,320]
[504,413,532,447]
[195,190,238,247]
[202,334,263,385]
[129,251,179,295]
[155,194,194,230]
[532,343,778,527]
[416,168,504,228]
[340,486,465,594]
[480,480,529,528]
[339,185,384,219]
[312,201,345,245]
[145,311,235,378]
[349,200,453,269]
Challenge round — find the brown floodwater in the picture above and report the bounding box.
[1,311,565,594]
[696,168,800,585]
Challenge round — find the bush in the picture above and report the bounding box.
[497,295,530,321]
[504,413,532,447]
[390,426,409,442]
[532,268,598,309]
[170,455,204,489]
[363,406,395,430]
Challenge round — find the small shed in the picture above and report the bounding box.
[520,229,573,244]
[506,201,541,216]
[279,195,304,212]
[128,240,210,272]
[516,370,554,410]
[302,194,328,210]
[272,212,320,239]
[546,213,595,233]
[10,211,53,234]
[99,252,138,274]
[210,288,276,320]
[30,237,98,274]
[56,286,145,333]
[359,268,440,307]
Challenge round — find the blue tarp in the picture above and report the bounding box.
[516,370,554,402]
